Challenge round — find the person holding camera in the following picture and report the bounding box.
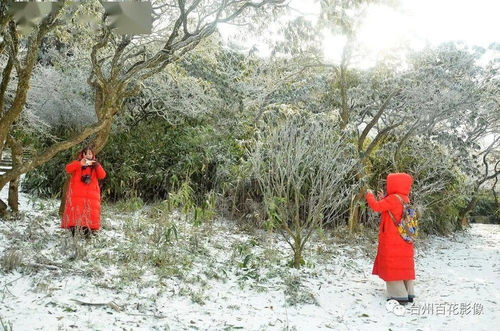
[61,146,106,238]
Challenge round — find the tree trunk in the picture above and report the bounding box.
[8,176,19,212]
[0,19,56,157]
[458,196,478,226]
[7,136,22,213]
[292,239,304,268]
[91,119,113,154]
[339,64,349,130]
[0,145,7,216]
[0,198,7,216]
[58,172,71,217]
[92,85,115,154]
[458,217,470,230]
[348,158,370,233]
[348,192,363,233]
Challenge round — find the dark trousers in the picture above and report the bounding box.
[69,226,94,238]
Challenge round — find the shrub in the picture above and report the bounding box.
[0,250,23,273]
[250,113,360,267]
[471,191,500,224]
[368,137,469,235]
[22,117,245,206]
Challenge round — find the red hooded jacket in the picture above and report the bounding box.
[61,154,106,230]
[365,173,415,281]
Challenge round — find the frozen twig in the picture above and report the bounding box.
[71,299,123,311]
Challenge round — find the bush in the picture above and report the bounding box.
[471,191,500,224]
[249,113,360,267]
[0,250,23,273]
[22,117,246,205]
[368,137,469,235]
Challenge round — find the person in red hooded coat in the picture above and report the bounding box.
[61,146,106,237]
[365,172,415,304]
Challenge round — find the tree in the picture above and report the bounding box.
[250,113,359,267]
[334,43,490,232]
[0,0,286,214]
[0,1,106,214]
[458,137,500,224]
[82,0,285,152]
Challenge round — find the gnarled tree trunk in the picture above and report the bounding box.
[348,192,363,233]
[7,135,22,212]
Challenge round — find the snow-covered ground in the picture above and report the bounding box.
[0,182,498,330]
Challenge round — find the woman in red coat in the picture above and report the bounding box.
[61,147,106,237]
[365,172,415,304]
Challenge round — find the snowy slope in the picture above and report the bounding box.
[0,181,498,330]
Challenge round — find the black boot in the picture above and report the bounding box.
[387,297,410,305]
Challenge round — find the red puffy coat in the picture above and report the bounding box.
[365,173,415,281]
[61,160,106,230]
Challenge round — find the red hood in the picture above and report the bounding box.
[386,173,413,200]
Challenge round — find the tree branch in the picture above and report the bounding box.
[0,119,111,188]
[358,88,402,153]
[365,120,404,157]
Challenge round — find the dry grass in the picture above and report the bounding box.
[0,250,23,273]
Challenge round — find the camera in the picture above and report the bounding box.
[81,174,91,184]
[82,158,96,170]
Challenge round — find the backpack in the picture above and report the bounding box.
[388,194,419,243]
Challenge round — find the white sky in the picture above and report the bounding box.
[219,0,500,66]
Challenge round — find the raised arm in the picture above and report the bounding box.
[65,160,81,174]
[365,192,393,213]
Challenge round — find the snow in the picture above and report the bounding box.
[0,180,498,330]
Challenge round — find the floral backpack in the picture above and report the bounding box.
[388,194,419,243]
